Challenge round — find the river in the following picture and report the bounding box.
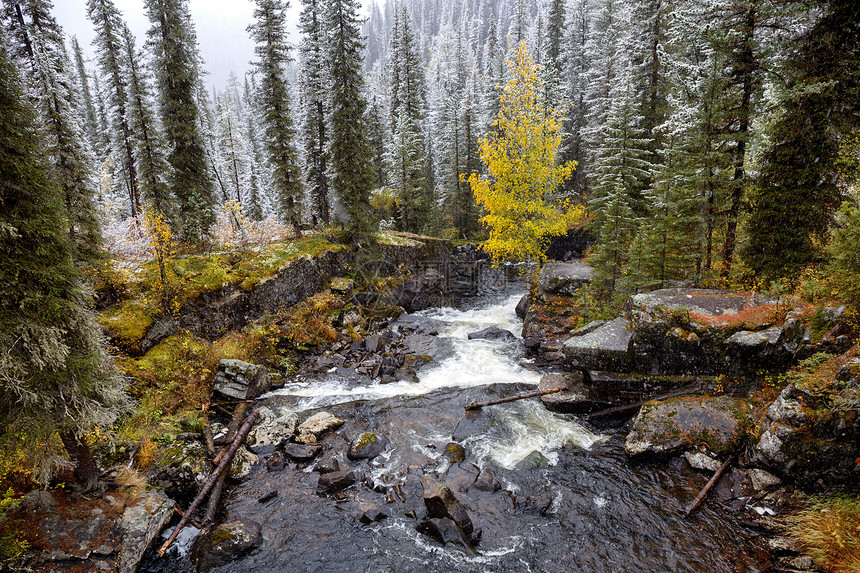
[143,287,772,572]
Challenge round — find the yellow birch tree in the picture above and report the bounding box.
[466,42,581,265]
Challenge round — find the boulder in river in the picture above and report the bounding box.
[347,432,390,460]
[468,326,516,341]
[416,518,473,550]
[191,519,263,572]
[316,469,357,495]
[246,405,297,453]
[624,395,751,457]
[213,359,271,400]
[421,474,474,537]
[515,294,529,319]
[515,450,550,470]
[283,443,322,462]
[394,268,449,312]
[296,411,344,444]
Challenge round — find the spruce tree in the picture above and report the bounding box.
[387,5,430,233]
[744,0,860,278]
[3,0,103,266]
[249,0,304,233]
[0,37,129,488]
[324,0,377,243]
[242,76,266,221]
[121,23,175,221]
[298,0,330,225]
[144,0,215,240]
[87,0,140,218]
[70,36,100,154]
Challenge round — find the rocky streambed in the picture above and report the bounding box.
[139,288,783,573]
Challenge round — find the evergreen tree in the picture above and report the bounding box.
[242,76,266,221]
[744,0,860,278]
[298,0,331,225]
[249,0,304,233]
[387,5,430,233]
[215,90,248,205]
[121,23,174,221]
[0,37,129,488]
[3,0,103,266]
[324,0,377,243]
[70,36,100,154]
[588,62,653,294]
[144,0,215,241]
[87,0,140,218]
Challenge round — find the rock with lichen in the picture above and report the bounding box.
[347,432,389,460]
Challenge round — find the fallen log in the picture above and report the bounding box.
[465,387,566,410]
[586,382,703,421]
[213,402,250,447]
[203,473,226,525]
[684,454,734,517]
[158,408,259,557]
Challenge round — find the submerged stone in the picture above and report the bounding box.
[515,450,550,470]
[296,411,344,443]
[191,519,263,572]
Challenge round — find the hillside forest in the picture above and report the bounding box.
[0,0,859,566]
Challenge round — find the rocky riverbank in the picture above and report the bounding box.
[6,250,857,573]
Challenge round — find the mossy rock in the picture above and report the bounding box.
[347,432,390,460]
[625,395,751,457]
[443,442,466,464]
[98,301,154,353]
[515,450,550,470]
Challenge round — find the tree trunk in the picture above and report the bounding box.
[60,429,99,491]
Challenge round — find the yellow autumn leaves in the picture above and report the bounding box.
[466,42,582,265]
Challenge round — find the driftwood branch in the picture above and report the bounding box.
[158,408,258,557]
[465,387,566,410]
[684,454,734,517]
[586,382,704,421]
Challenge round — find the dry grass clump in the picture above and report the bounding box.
[789,496,860,573]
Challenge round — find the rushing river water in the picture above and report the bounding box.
[144,287,773,573]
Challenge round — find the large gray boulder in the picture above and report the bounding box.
[627,289,805,375]
[537,262,593,296]
[625,395,751,456]
[119,491,175,573]
[753,381,860,491]
[563,317,633,372]
[246,405,297,453]
[213,359,271,400]
[296,411,344,444]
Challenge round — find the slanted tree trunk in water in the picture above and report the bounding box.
[60,430,99,490]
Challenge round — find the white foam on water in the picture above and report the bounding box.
[469,399,605,471]
[266,293,541,409]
